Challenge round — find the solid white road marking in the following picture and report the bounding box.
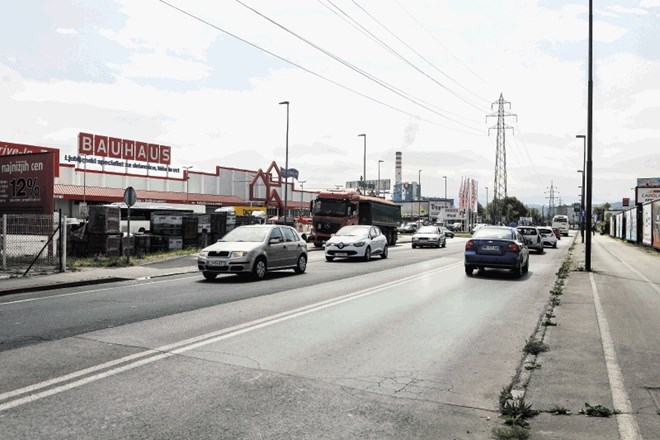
[0,262,461,411]
[589,272,642,440]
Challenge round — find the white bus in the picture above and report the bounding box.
[552,214,569,236]
[109,202,206,235]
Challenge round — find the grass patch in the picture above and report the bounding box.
[550,297,561,306]
[542,319,558,326]
[523,338,549,356]
[69,248,199,268]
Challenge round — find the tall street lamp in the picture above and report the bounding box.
[377,160,384,197]
[183,165,193,201]
[279,101,290,223]
[418,169,422,220]
[358,134,366,193]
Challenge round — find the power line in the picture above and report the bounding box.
[157,0,482,135]
[391,0,488,86]
[324,0,485,113]
[235,0,481,131]
[351,0,490,109]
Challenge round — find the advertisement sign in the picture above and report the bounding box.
[653,201,660,250]
[0,152,55,214]
[616,212,623,238]
[636,187,660,204]
[637,177,660,188]
[398,201,431,218]
[625,208,636,242]
[78,132,171,165]
[642,203,652,246]
[346,179,391,192]
[438,208,467,221]
[1,140,60,177]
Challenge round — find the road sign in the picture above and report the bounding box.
[123,186,137,207]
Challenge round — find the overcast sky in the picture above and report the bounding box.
[1,0,659,206]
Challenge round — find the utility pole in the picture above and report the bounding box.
[487,93,517,224]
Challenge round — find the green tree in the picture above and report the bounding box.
[492,196,529,224]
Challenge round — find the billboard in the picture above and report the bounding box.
[637,177,660,187]
[346,179,391,192]
[78,132,171,165]
[0,152,55,214]
[654,201,660,250]
[636,187,660,204]
[625,208,636,242]
[642,203,652,246]
[1,140,60,177]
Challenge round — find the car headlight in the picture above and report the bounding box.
[412,237,419,241]
[353,241,366,247]
[199,251,208,258]
[230,251,247,258]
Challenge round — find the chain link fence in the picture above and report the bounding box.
[0,213,65,277]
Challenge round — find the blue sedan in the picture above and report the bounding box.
[464,226,529,277]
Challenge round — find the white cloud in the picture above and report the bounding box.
[56,27,77,35]
[639,0,660,7]
[608,5,648,15]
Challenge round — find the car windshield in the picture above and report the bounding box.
[518,228,537,235]
[417,226,438,234]
[473,228,513,240]
[219,226,269,242]
[313,199,349,216]
[336,226,369,236]
[538,228,552,235]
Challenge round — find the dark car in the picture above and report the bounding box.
[464,226,529,277]
[437,226,454,238]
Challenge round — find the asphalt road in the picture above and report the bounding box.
[0,234,572,439]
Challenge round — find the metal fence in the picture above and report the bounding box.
[0,212,65,277]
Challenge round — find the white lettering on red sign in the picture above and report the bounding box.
[78,132,172,165]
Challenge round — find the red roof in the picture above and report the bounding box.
[54,184,245,206]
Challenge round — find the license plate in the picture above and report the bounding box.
[482,245,499,251]
[335,252,348,257]
[208,260,226,267]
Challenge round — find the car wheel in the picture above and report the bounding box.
[313,242,323,248]
[325,256,334,262]
[523,257,529,274]
[381,244,388,259]
[252,257,267,280]
[294,254,307,274]
[412,244,416,249]
[202,271,217,280]
[363,246,371,261]
[465,265,474,275]
[442,240,446,248]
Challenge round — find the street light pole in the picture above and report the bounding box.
[377,160,384,197]
[183,166,193,201]
[358,134,366,193]
[585,0,594,271]
[418,169,422,220]
[279,101,290,223]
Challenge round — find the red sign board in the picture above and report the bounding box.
[78,132,171,165]
[0,140,60,177]
[0,152,55,214]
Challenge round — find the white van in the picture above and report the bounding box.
[552,215,569,236]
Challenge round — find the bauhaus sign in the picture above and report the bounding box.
[78,132,171,165]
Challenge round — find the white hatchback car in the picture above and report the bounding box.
[325,225,388,262]
[537,227,558,248]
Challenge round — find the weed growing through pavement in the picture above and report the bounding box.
[523,338,549,356]
[548,405,570,415]
[579,402,620,417]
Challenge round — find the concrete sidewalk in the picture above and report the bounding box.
[0,257,200,296]
[523,233,660,439]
